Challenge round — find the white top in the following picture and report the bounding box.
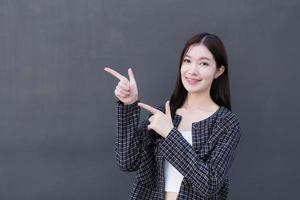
[164,130,192,192]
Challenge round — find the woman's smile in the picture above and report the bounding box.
[185,77,201,85]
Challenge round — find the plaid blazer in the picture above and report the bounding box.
[115,99,241,200]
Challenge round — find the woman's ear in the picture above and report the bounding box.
[214,65,225,79]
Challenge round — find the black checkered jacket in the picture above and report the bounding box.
[115,99,241,200]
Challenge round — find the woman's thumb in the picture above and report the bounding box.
[128,68,137,85]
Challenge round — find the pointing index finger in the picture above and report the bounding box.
[138,102,159,114]
[104,67,127,81]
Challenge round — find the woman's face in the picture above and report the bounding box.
[180,44,222,94]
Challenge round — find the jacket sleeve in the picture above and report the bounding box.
[160,115,241,197]
[114,99,150,172]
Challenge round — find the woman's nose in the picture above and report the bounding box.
[187,64,199,75]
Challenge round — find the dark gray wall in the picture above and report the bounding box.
[0,0,299,199]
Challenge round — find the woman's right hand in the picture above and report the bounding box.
[104,67,138,105]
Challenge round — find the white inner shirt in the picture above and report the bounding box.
[164,130,192,192]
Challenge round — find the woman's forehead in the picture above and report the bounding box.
[185,44,214,60]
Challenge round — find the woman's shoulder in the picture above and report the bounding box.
[217,106,241,130]
[156,102,240,126]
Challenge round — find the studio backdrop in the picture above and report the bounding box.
[0,0,299,199]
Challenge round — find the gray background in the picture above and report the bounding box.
[0,0,299,199]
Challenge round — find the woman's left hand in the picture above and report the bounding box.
[138,101,174,138]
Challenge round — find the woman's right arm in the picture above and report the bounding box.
[115,99,147,171]
[104,67,146,172]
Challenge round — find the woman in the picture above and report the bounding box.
[104,32,241,200]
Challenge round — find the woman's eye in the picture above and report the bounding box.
[183,58,190,63]
[200,62,209,66]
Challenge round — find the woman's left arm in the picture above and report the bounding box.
[160,116,241,198]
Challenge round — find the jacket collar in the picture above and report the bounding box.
[173,106,227,128]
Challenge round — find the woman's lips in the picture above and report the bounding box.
[186,77,201,85]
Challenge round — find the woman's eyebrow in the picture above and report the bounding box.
[184,55,211,61]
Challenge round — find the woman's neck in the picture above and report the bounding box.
[182,92,219,112]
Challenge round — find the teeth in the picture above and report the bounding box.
[187,78,199,81]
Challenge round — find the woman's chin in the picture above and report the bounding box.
[183,85,208,94]
[185,87,203,93]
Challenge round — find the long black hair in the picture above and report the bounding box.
[169,32,231,119]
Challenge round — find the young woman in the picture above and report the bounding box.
[104,32,241,200]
